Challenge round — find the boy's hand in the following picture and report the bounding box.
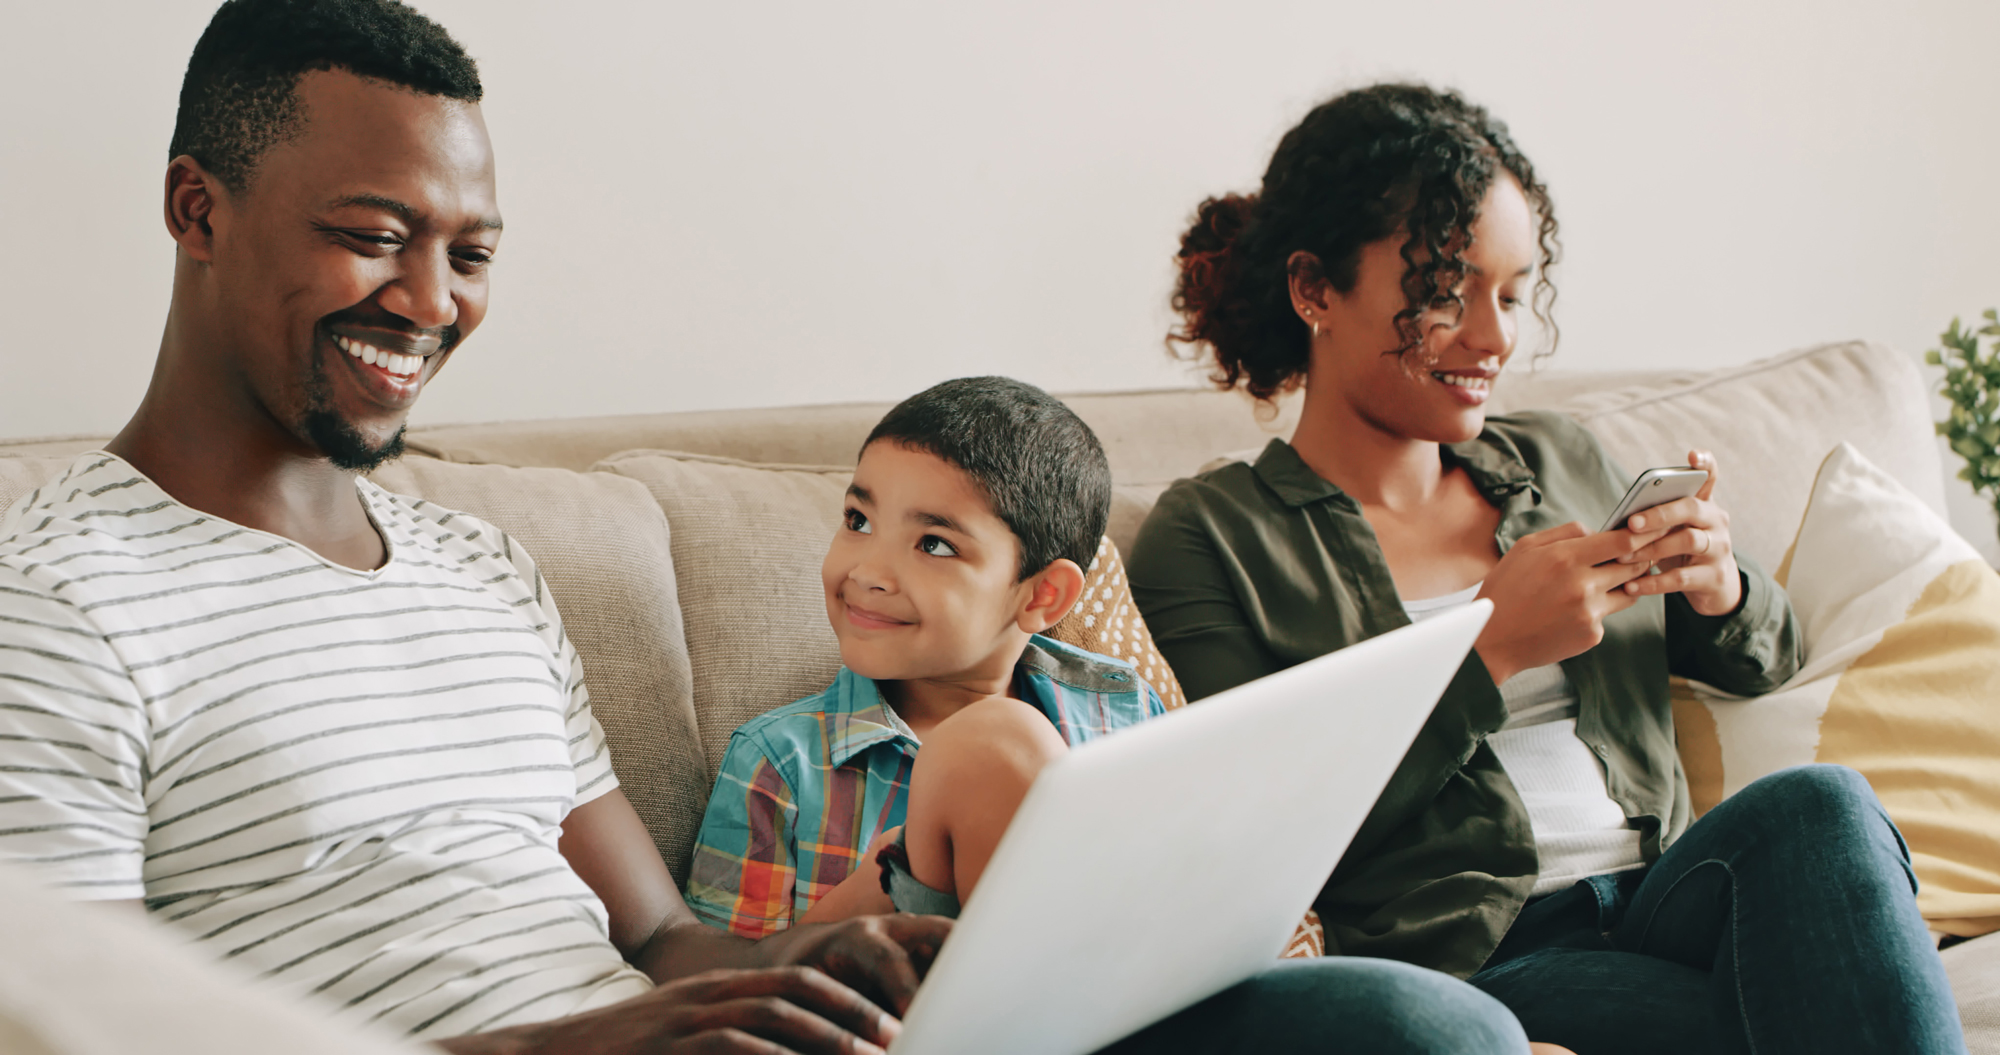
[797,827,903,927]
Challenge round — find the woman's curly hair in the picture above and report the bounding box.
[1169,83,1560,403]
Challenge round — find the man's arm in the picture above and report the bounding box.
[0,564,152,898]
[559,789,949,1014]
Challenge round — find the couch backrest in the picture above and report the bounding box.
[0,339,1948,882]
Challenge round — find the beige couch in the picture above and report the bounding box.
[3,338,1997,1048]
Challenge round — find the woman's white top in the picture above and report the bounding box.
[1402,584,1645,897]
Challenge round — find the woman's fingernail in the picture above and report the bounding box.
[1629,515,1645,530]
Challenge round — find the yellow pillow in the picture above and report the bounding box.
[1675,442,2000,938]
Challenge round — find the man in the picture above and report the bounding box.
[0,2,939,1051]
[0,2,1531,1052]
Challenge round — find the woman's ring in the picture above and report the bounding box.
[1695,528,1711,556]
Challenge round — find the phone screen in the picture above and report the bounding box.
[1601,468,1708,533]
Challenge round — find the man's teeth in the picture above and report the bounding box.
[334,335,422,377]
[1436,373,1490,390]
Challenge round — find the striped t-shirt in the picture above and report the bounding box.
[0,453,651,1039]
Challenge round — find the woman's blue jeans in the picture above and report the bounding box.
[1470,764,1966,1055]
[1098,955,1530,1054]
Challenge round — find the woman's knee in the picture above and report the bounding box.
[1731,764,1888,837]
[1224,958,1531,1054]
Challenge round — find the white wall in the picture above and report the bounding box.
[3,0,1996,445]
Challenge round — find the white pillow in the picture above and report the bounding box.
[1676,442,2000,939]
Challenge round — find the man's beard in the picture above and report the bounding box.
[300,351,407,473]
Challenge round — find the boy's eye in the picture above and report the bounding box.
[844,509,872,534]
[918,535,958,558]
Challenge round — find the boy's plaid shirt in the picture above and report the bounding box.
[685,635,1165,938]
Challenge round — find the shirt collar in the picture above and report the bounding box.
[1251,432,1539,510]
[825,667,919,767]
[821,635,1133,766]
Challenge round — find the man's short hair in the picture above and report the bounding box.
[170,0,482,194]
[864,377,1111,581]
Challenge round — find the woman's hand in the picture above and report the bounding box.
[1474,523,1657,685]
[1615,450,1743,617]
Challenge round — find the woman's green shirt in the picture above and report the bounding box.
[1127,411,1801,978]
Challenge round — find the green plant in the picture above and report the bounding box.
[1928,309,2000,512]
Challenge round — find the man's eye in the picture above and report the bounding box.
[337,231,400,254]
[844,509,871,534]
[918,536,958,558]
[452,250,495,272]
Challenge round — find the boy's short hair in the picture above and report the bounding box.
[864,377,1111,581]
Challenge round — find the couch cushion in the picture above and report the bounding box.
[364,457,704,883]
[1675,443,2000,938]
[1945,932,2000,1054]
[1491,341,1944,570]
[594,451,853,788]
[411,389,1299,487]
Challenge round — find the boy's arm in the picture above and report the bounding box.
[682,734,804,939]
[798,826,900,925]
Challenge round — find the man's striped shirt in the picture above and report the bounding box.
[0,453,651,1038]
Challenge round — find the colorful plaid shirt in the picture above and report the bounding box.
[685,635,1165,938]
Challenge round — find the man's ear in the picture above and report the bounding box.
[165,155,222,262]
[1016,558,1086,635]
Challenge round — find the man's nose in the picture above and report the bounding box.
[377,246,459,333]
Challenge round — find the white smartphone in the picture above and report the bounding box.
[1600,467,1709,533]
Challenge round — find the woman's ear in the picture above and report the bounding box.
[164,155,222,262]
[1286,250,1332,327]
[1016,558,1086,634]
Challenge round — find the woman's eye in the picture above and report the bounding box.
[918,535,959,558]
[844,509,872,534]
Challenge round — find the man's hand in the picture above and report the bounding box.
[435,966,899,1055]
[769,913,951,1019]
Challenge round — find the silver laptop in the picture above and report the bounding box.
[890,600,1492,1055]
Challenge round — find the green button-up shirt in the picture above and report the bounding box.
[1128,411,1801,978]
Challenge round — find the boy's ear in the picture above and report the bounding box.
[1016,558,1086,635]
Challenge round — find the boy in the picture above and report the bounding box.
[686,376,1165,936]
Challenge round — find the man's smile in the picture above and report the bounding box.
[321,324,430,407]
[334,333,425,377]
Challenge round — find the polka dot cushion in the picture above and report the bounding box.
[1046,536,1326,959]
[1045,536,1186,710]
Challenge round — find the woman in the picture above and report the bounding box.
[1128,83,1964,1055]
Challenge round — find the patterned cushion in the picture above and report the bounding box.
[1045,536,1186,710]
[1675,443,2000,938]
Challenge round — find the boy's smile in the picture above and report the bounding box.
[823,442,1039,702]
